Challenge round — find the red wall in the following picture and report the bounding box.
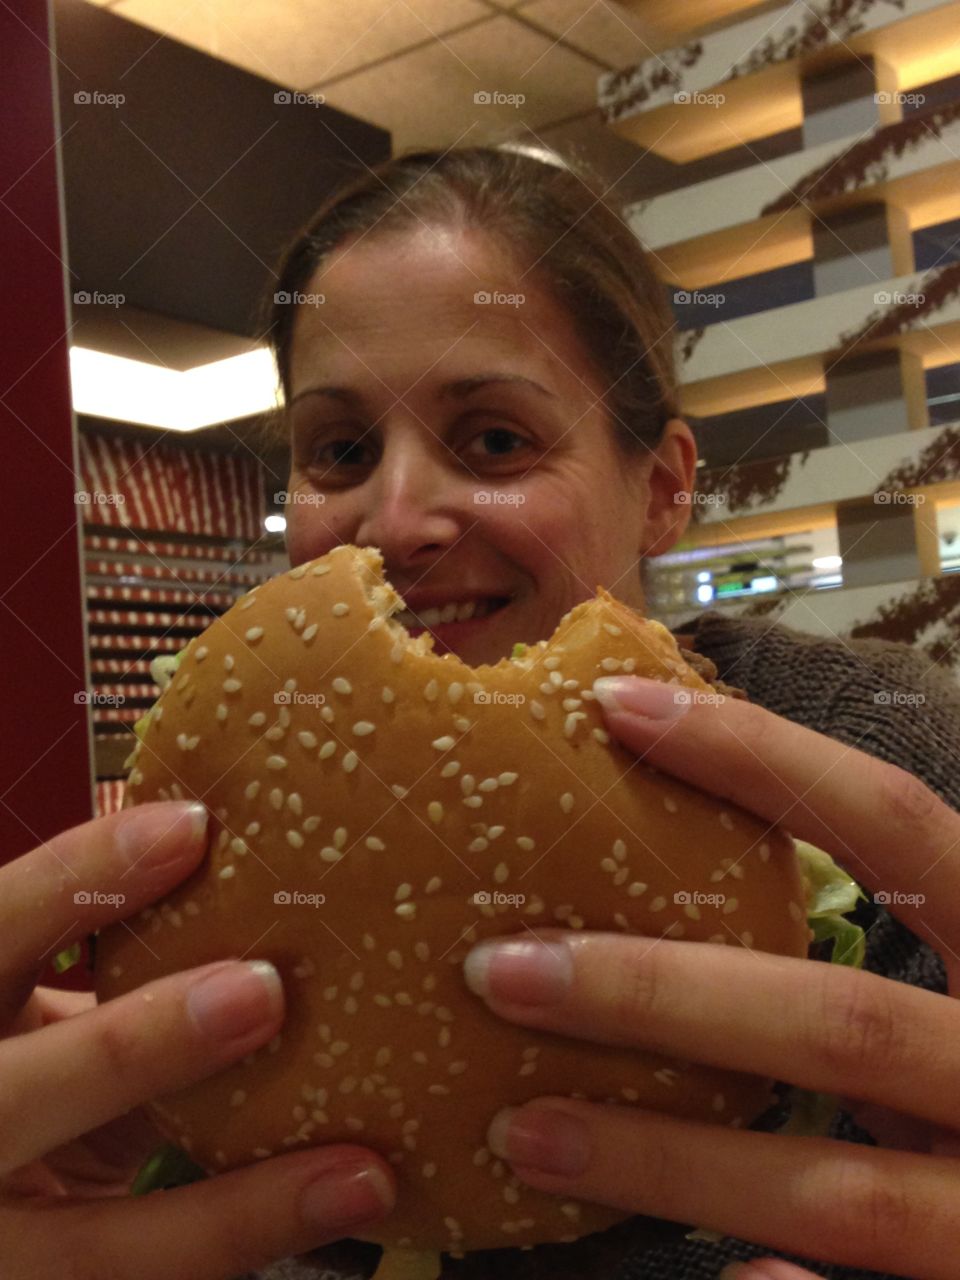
[0,2,94,890]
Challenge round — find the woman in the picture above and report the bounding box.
[4,146,960,1280]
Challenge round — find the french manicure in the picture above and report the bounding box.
[463,939,573,1005]
[593,676,695,721]
[300,1162,395,1231]
[186,960,284,1041]
[487,1105,590,1178]
[116,800,209,872]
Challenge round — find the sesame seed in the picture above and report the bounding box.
[391,783,408,799]
[265,726,285,742]
[330,602,349,617]
[741,931,755,947]
[560,792,574,813]
[724,898,741,916]
[432,736,456,751]
[353,721,376,736]
[493,862,509,883]
[332,677,352,695]
[758,841,771,862]
[216,704,228,722]
[663,795,679,814]
[381,686,395,703]
[499,772,518,786]
[719,811,734,831]
[614,912,629,928]
[334,827,347,849]
[320,847,343,863]
[195,645,209,661]
[396,902,417,920]
[453,716,471,733]
[649,895,667,912]
[218,865,236,880]
[230,838,247,856]
[311,563,331,575]
[286,830,304,849]
[612,839,627,861]
[266,755,287,771]
[592,727,611,744]
[373,994,392,1008]
[530,700,546,721]
[627,881,647,897]
[286,792,303,815]
[223,678,242,694]
[448,682,464,703]
[460,774,476,795]
[422,1162,437,1178]
[319,741,336,760]
[503,1186,520,1204]
[395,883,413,901]
[560,1202,581,1220]
[297,730,317,749]
[424,679,439,701]
[468,838,488,853]
[365,836,385,851]
[248,712,267,727]
[516,836,535,851]
[245,626,264,643]
[601,857,618,873]
[543,657,561,671]
[342,751,358,773]
[428,801,444,823]
[539,683,554,697]
[224,655,235,671]
[440,760,461,778]
[321,706,334,723]
[390,642,405,663]
[395,992,413,1006]
[425,876,442,894]
[428,1084,450,1096]
[683,902,701,920]
[463,796,483,808]
[478,777,499,793]
[267,788,282,811]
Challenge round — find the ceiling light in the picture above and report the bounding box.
[812,555,842,571]
[69,346,282,431]
[264,514,287,534]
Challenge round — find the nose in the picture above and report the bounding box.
[353,430,467,565]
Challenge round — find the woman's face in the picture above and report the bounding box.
[284,224,696,667]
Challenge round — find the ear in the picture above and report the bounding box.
[639,418,699,558]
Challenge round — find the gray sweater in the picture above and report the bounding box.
[247,611,960,1280]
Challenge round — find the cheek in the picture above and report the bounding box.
[284,499,352,567]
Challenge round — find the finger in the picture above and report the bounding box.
[483,1095,960,1278]
[719,1262,823,1280]
[592,675,960,960]
[0,801,209,1017]
[2,1144,395,1280]
[0,957,285,1174]
[463,931,960,1135]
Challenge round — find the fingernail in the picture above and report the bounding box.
[464,939,573,1005]
[717,1267,747,1279]
[593,676,694,721]
[186,960,283,1041]
[300,1163,395,1231]
[116,801,208,872]
[487,1105,590,1178]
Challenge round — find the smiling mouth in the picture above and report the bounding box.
[393,597,512,629]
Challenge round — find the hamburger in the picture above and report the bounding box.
[94,544,865,1280]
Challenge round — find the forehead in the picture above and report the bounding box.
[286,225,599,395]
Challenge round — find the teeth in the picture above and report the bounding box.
[393,598,504,629]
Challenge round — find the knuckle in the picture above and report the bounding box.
[611,939,667,1030]
[94,1002,143,1082]
[876,761,941,831]
[815,1159,914,1255]
[804,967,902,1085]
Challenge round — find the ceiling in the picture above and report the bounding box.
[79,0,777,204]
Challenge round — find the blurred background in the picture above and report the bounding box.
[3,0,960,872]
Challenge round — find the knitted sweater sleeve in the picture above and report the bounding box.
[245,615,960,1280]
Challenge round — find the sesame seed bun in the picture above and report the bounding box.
[95,544,810,1256]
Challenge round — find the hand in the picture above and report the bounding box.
[0,801,396,1279]
[461,674,960,1280]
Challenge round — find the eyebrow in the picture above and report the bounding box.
[289,373,556,408]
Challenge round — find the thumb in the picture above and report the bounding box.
[719,1260,825,1279]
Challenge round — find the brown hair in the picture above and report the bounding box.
[263,144,681,458]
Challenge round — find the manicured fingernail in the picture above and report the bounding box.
[593,676,695,721]
[186,960,283,1041]
[464,939,573,1005]
[116,801,209,872]
[300,1163,395,1230]
[487,1105,590,1178]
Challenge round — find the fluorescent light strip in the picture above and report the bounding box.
[69,346,283,431]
